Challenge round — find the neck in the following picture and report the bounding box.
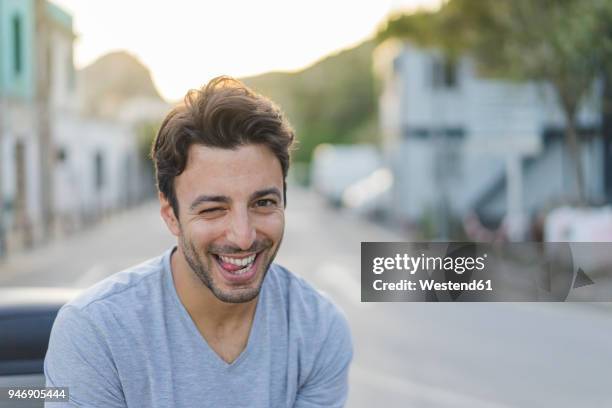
[170,246,258,328]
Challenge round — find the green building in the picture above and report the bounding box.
[0,0,74,256]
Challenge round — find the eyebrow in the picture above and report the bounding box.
[189,195,229,211]
[189,187,282,211]
[251,187,282,201]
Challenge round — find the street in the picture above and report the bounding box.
[1,186,612,407]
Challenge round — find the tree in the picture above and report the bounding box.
[244,41,378,165]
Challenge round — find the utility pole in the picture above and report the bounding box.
[35,0,54,241]
[505,152,525,241]
[0,4,6,257]
[0,91,5,258]
[602,69,612,202]
[435,127,450,240]
[432,57,450,241]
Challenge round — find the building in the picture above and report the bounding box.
[0,0,49,254]
[0,1,146,258]
[374,40,604,239]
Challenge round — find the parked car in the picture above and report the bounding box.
[0,287,79,408]
[310,144,383,207]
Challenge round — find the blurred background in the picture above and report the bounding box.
[1,0,612,406]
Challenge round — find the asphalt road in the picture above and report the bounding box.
[1,186,611,407]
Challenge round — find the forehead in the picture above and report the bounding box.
[174,144,283,203]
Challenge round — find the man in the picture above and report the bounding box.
[44,77,353,407]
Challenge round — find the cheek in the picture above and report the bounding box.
[185,221,224,247]
[256,212,285,240]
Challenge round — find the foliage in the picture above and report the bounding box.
[242,41,378,164]
[376,9,464,61]
[136,120,161,178]
[442,0,610,110]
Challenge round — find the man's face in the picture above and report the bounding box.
[164,143,285,304]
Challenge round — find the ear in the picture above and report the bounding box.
[159,192,181,237]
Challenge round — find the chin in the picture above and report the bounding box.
[209,250,272,304]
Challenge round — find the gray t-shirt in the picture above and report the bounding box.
[44,247,353,407]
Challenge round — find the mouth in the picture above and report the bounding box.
[212,251,263,284]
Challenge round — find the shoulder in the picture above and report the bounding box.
[59,250,169,326]
[45,250,171,385]
[41,249,169,408]
[266,263,352,350]
[71,252,166,308]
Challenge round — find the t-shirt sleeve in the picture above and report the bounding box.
[294,305,353,408]
[44,305,126,408]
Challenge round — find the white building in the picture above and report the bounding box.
[47,3,146,234]
[53,116,140,230]
[0,1,145,256]
[374,40,603,238]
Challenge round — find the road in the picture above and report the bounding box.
[1,186,611,407]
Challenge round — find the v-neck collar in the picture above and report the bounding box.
[163,246,266,371]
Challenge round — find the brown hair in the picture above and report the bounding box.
[151,76,295,217]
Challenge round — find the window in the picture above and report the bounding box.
[442,128,464,179]
[403,127,430,139]
[94,152,105,191]
[67,51,75,91]
[393,55,403,74]
[432,56,457,89]
[12,14,22,75]
[56,147,68,163]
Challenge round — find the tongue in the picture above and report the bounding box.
[219,259,245,272]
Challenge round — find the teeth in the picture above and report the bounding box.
[231,265,251,275]
[220,254,256,267]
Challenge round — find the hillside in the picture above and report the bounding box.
[78,51,165,118]
[242,40,378,163]
[77,42,378,164]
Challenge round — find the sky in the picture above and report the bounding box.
[52,0,442,101]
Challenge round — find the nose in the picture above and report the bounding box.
[226,208,256,251]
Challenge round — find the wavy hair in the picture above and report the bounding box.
[151,76,295,216]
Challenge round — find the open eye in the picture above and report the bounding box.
[254,198,277,208]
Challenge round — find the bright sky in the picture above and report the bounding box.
[52,0,442,101]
